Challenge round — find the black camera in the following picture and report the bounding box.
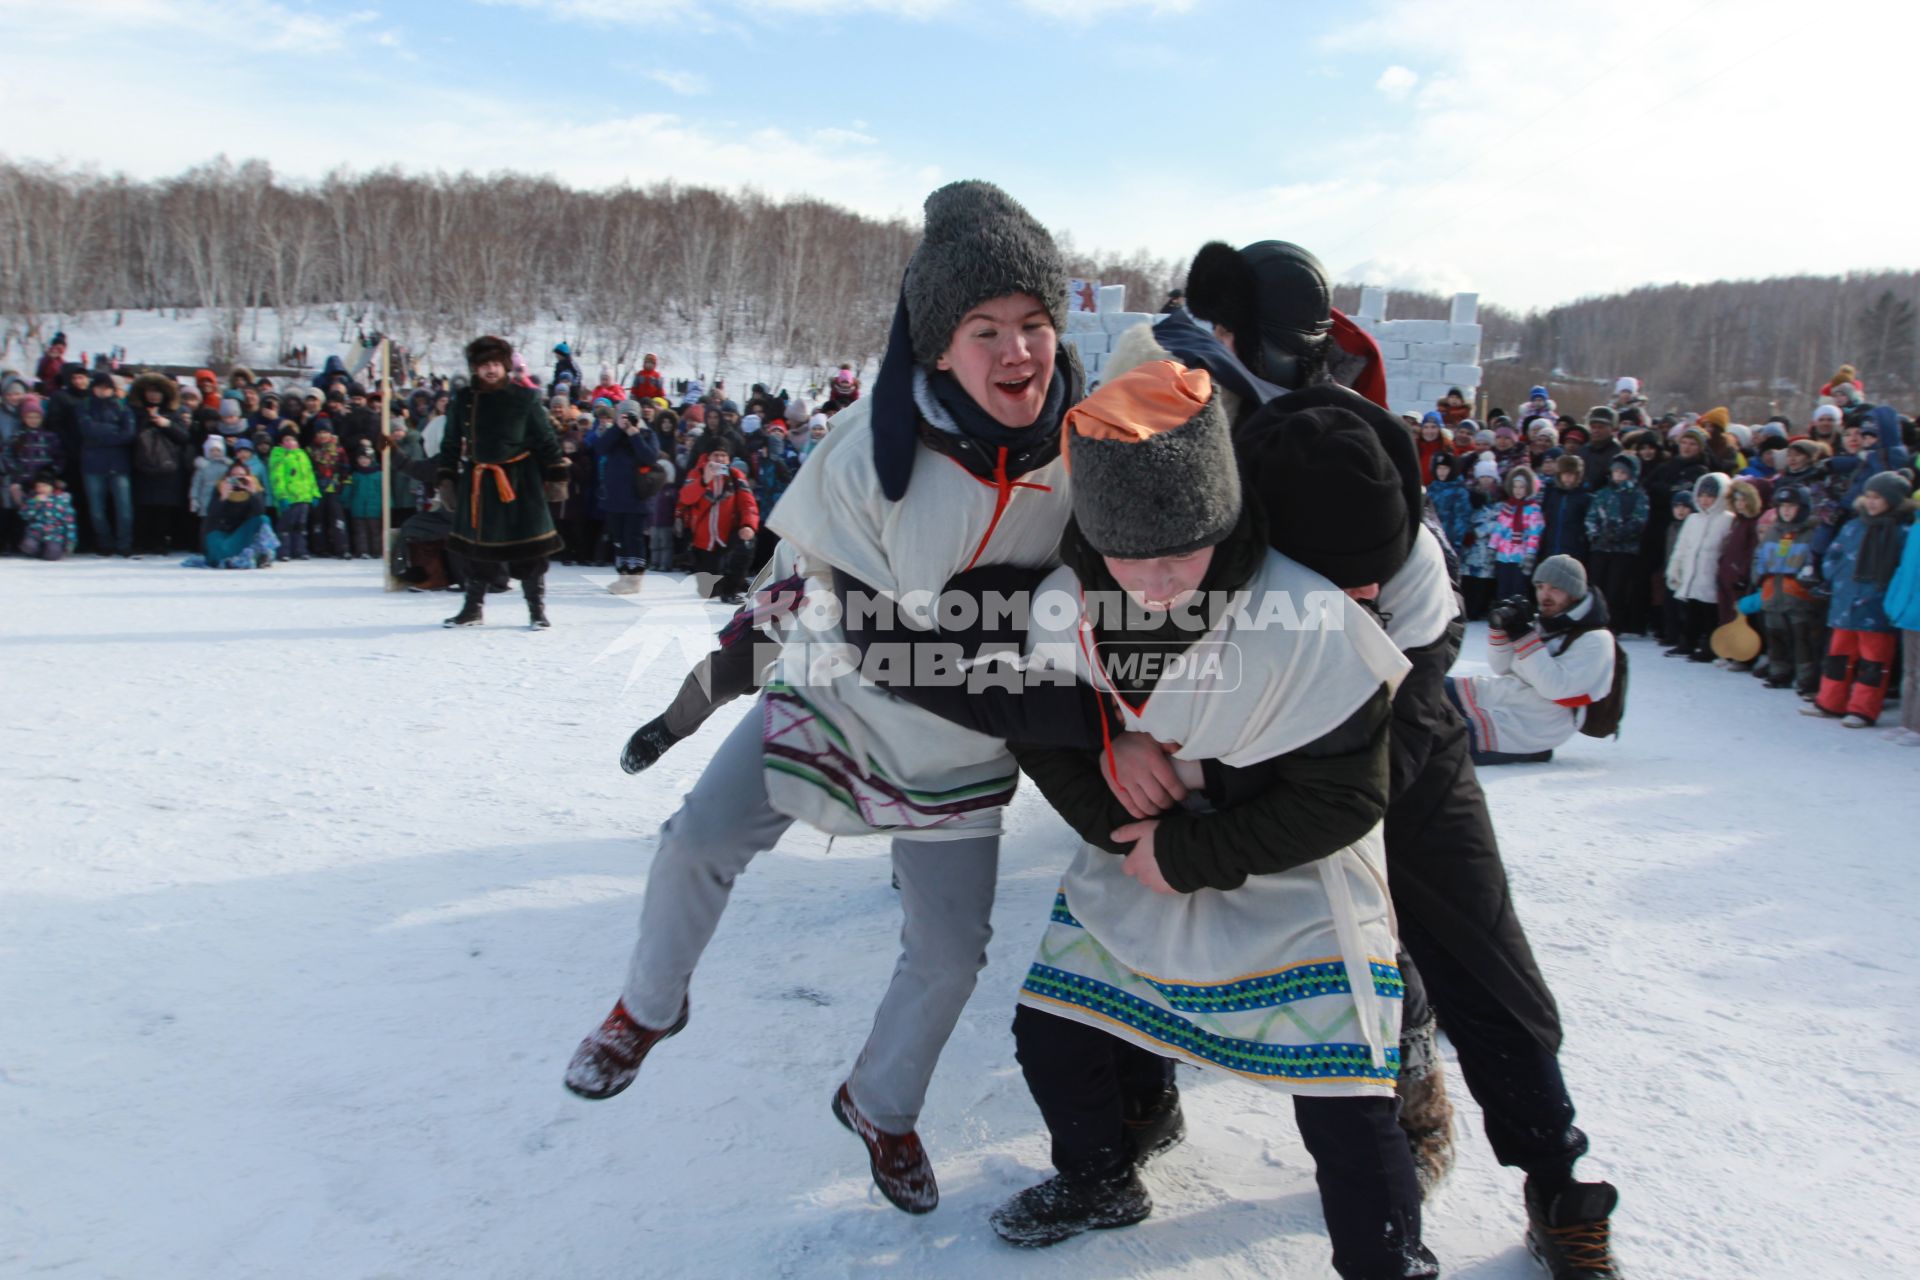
[1488,594,1537,635]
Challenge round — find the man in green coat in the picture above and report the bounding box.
[435,335,570,630]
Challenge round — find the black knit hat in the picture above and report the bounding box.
[465,334,513,369]
[1234,381,1422,583]
[1183,240,1332,389]
[1243,403,1410,588]
[904,181,1067,365]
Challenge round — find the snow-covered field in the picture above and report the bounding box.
[2,556,1914,1279]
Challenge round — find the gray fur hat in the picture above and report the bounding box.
[1066,361,1240,559]
[1533,554,1589,600]
[904,181,1067,366]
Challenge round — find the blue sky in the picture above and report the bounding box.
[5,0,1916,311]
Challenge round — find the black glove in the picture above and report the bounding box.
[1488,595,1537,635]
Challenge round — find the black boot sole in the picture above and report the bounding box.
[990,1182,1152,1247]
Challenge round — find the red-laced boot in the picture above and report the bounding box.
[831,1083,939,1214]
[1526,1178,1623,1277]
[563,998,689,1099]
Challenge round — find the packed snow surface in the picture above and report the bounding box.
[2,557,1913,1278]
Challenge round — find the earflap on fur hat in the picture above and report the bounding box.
[1183,240,1332,390]
[466,334,514,369]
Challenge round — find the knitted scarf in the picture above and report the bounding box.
[1854,509,1912,587]
[923,358,1068,452]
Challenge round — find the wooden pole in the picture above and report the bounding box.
[380,338,399,591]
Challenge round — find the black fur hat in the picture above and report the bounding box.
[904,181,1067,365]
[465,334,514,369]
[1184,240,1333,389]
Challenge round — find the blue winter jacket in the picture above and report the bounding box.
[593,422,662,516]
[1821,513,1904,632]
[1540,484,1592,560]
[77,396,136,475]
[1427,475,1472,552]
[1882,520,1920,632]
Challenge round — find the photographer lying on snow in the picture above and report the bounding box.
[1444,555,1619,765]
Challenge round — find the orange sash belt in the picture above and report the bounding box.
[469,452,529,529]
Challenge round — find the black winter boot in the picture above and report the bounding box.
[990,1162,1151,1248]
[1526,1177,1622,1277]
[621,713,682,775]
[444,584,486,628]
[525,577,550,630]
[1122,1087,1186,1168]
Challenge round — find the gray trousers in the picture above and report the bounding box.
[1904,630,1920,734]
[623,703,999,1134]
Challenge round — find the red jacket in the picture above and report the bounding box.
[590,382,626,406]
[631,370,666,402]
[677,455,760,550]
[1330,309,1387,409]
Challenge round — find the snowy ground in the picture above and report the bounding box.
[2,556,1914,1279]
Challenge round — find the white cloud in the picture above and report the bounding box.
[1373,64,1417,100]
[647,69,709,95]
[1340,256,1472,296]
[1299,0,1920,308]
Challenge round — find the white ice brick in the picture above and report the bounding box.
[1096,285,1127,314]
[1406,361,1444,381]
[1419,380,1460,401]
[1389,320,1451,343]
[1358,287,1388,321]
[1449,323,1482,346]
[1067,310,1104,333]
[1102,311,1152,335]
[1377,340,1409,360]
[1449,293,1479,326]
[1411,342,1457,360]
[1443,363,1483,384]
[1071,331,1110,356]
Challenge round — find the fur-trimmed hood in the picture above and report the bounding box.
[1729,478,1766,518]
[1504,464,1540,500]
[130,371,180,412]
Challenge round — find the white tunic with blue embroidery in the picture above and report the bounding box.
[1016,550,1414,1095]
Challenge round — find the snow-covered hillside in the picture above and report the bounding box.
[1,556,1912,1278]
